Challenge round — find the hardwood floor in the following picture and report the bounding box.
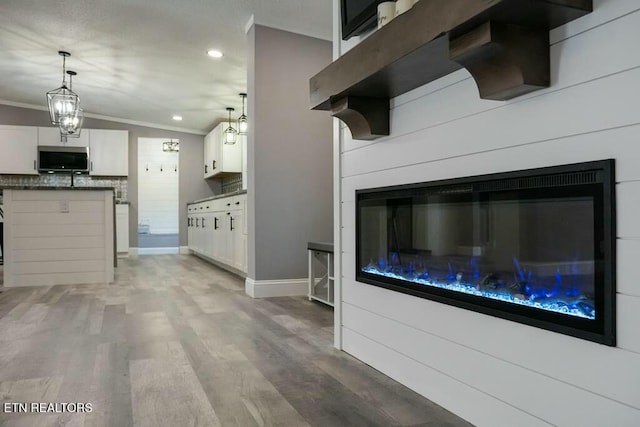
[0,255,473,426]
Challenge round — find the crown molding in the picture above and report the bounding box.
[0,99,207,135]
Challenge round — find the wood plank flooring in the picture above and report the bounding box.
[0,255,473,426]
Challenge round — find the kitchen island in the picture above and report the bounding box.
[2,187,114,287]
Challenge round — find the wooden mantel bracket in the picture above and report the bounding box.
[450,21,550,100]
[309,0,592,140]
[330,97,389,140]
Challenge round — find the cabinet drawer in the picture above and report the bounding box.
[230,195,244,209]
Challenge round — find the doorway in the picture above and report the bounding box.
[137,137,179,254]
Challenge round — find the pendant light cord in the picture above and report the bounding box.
[61,55,67,87]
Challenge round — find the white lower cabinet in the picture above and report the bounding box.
[116,204,130,254]
[187,194,247,274]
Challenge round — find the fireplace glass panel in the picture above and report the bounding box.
[360,193,596,319]
[356,161,615,345]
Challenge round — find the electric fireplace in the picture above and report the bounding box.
[356,160,616,345]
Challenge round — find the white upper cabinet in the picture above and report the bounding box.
[0,125,38,175]
[0,126,127,176]
[203,122,242,179]
[37,126,89,147]
[89,129,129,176]
[203,131,215,179]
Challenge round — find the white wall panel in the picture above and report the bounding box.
[337,2,640,425]
[342,124,640,203]
[342,329,545,427]
[343,304,640,426]
[342,276,640,407]
[3,189,113,287]
[616,182,640,238]
[617,239,640,297]
[616,294,640,354]
[11,236,104,250]
[137,138,179,235]
[344,67,640,178]
[343,8,640,159]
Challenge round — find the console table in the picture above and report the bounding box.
[308,241,334,307]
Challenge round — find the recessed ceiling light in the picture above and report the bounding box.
[172,115,183,121]
[207,49,223,58]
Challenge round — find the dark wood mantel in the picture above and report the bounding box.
[310,0,592,140]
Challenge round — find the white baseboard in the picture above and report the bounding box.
[136,247,179,255]
[179,246,190,255]
[245,277,308,298]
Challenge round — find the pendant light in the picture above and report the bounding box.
[59,70,84,137]
[237,93,248,135]
[162,139,179,152]
[223,107,237,145]
[46,51,80,125]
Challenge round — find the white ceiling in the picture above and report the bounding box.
[0,0,333,134]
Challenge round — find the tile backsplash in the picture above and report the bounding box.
[221,174,243,194]
[0,174,128,200]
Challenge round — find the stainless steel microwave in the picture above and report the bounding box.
[38,145,89,173]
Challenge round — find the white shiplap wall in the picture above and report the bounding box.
[137,138,179,235]
[336,1,640,426]
[3,189,114,286]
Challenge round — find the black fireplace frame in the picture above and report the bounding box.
[355,160,616,346]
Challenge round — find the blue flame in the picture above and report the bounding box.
[446,262,456,281]
[363,256,595,320]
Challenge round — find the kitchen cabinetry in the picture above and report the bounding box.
[203,122,242,179]
[38,126,89,147]
[187,193,247,274]
[203,132,215,178]
[116,204,129,254]
[0,125,128,176]
[0,125,38,175]
[89,129,128,176]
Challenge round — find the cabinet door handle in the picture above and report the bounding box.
[235,201,240,205]
[196,218,199,227]
[33,160,37,170]
[230,216,235,231]
[226,203,231,206]
[202,217,205,228]
[212,160,217,170]
[214,217,219,230]
[205,164,208,174]
[90,161,93,171]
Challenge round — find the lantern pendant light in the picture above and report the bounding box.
[59,70,84,137]
[46,51,80,125]
[223,107,237,145]
[237,93,248,135]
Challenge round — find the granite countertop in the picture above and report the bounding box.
[0,186,115,191]
[308,242,334,253]
[189,189,247,205]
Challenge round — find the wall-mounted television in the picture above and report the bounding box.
[341,0,382,40]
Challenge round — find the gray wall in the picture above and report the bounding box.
[247,25,333,281]
[0,104,217,247]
